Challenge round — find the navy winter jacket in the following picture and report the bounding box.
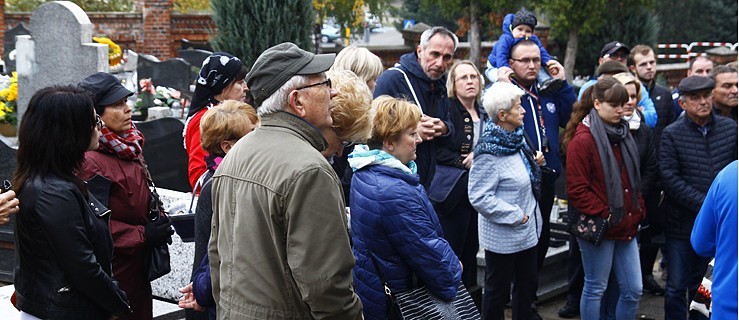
[373,53,453,189]
[486,13,552,69]
[350,165,462,320]
[659,113,738,239]
[516,80,576,174]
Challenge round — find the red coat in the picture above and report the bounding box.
[80,151,153,320]
[566,123,645,241]
[185,108,208,189]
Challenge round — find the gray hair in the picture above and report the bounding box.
[482,82,525,124]
[257,75,310,116]
[420,26,459,51]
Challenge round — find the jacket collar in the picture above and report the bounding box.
[260,111,328,152]
[399,52,447,88]
[369,163,420,186]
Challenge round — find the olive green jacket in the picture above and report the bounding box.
[209,111,362,319]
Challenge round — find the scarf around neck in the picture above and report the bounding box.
[97,123,144,160]
[586,108,641,224]
[347,144,418,175]
[474,119,542,200]
[623,110,642,130]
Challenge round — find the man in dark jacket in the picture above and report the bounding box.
[497,39,575,317]
[660,75,738,320]
[373,26,457,189]
[709,65,738,121]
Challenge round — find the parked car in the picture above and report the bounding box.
[320,24,341,43]
[365,13,382,30]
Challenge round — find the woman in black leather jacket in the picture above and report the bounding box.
[13,85,131,319]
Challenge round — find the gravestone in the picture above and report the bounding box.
[137,55,192,95]
[3,24,31,74]
[0,136,17,283]
[178,48,211,87]
[180,39,213,52]
[15,1,108,123]
[135,117,190,192]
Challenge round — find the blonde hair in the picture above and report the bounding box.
[326,69,373,144]
[612,72,642,103]
[368,95,422,149]
[331,46,384,84]
[200,100,258,156]
[446,60,484,99]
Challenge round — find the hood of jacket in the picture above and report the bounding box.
[502,13,515,36]
[399,52,448,90]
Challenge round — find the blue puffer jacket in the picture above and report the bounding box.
[486,13,552,69]
[350,165,462,320]
[659,113,738,239]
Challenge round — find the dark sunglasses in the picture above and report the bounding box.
[295,78,332,91]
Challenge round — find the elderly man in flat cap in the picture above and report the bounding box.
[660,75,737,320]
[209,42,363,319]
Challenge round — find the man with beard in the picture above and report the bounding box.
[373,26,457,189]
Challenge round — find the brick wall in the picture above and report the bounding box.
[2,7,212,59]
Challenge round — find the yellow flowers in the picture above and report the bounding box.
[93,36,123,67]
[0,72,18,125]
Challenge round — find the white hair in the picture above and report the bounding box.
[258,75,310,116]
[420,26,459,51]
[482,82,525,124]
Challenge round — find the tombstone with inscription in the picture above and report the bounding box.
[3,24,31,74]
[15,1,109,122]
[137,55,192,95]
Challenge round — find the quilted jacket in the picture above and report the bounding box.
[659,113,737,239]
[350,164,461,320]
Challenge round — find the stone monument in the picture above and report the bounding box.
[15,1,109,122]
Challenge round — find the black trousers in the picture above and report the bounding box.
[483,247,538,320]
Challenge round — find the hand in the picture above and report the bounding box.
[417,115,445,141]
[534,151,545,167]
[0,190,19,225]
[145,215,174,246]
[429,117,447,137]
[462,152,474,169]
[497,67,514,83]
[178,283,205,311]
[546,61,566,80]
[521,214,529,224]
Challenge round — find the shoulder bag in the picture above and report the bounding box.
[566,207,610,246]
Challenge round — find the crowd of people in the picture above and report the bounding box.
[1,7,737,320]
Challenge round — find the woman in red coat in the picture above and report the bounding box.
[184,52,248,190]
[78,73,175,320]
[561,77,645,319]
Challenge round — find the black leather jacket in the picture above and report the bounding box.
[14,174,131,319]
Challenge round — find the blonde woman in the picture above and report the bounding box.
[349,96,462,320]
[331,45,384,92]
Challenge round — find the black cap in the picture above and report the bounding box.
[678,76,715,95]
[512,9,537,30]
[600,41,630,58]
[597,60,630,76]
[79,72,133,107]
[246,42,335,107]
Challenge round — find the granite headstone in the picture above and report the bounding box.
[15,1,108,124]
[3,24,31,74]
[137,55,192,95]
[135,117,190,192]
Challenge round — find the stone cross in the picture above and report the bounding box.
[15,1,109,122]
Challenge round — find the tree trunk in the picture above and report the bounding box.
[563,29,578,83]
[469,1,481,69]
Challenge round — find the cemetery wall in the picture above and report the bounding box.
[3,11,213,60]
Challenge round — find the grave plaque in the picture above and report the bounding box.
[137,55,192,94]
[135,117,190,192]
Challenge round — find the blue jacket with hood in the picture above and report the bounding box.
[486,13,552,69]
[373,52,453,189]
[349,154,461,320]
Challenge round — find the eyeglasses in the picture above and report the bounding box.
[295,78,332,91]
[95,114,103,129]
[510,57,542,65]
[342,140,355,148]
[455,74,479,82]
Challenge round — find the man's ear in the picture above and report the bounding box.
[629,65,636,74]
[678,98,688,111]
[416,45,423,57]
[288,90,306,117]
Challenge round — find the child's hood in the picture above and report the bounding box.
[502,13,515,36]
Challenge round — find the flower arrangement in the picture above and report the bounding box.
[136,78,182,109]
[92,36,123,67]
[0,72,19,125]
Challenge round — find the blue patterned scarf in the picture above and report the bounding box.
[474,119,542,200]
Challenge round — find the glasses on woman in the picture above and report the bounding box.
[95,114,103,130]
[295,78,332,91]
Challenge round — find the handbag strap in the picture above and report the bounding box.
[390,67,423,112]
[365,249,398,316]
[135,155,164,221]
